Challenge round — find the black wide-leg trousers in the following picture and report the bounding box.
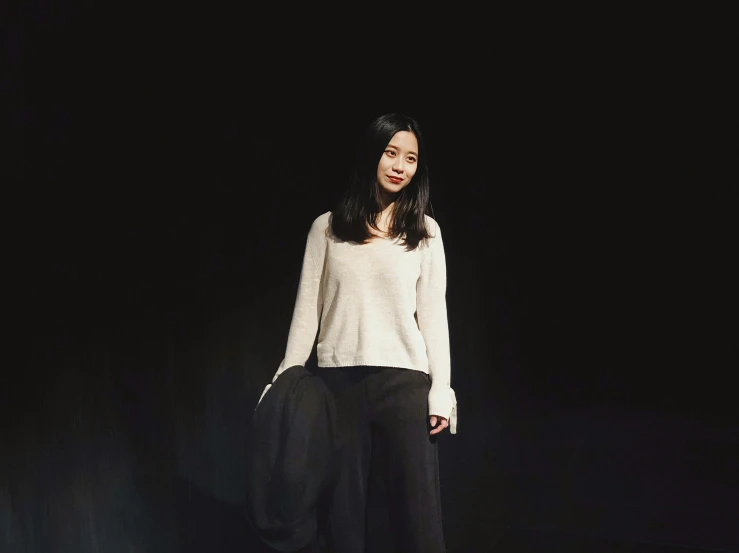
[311,366,446,553]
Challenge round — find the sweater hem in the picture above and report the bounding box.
[317,359,429,374]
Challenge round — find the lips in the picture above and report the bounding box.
[388,176,403,184]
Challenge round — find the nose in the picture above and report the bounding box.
[392,158,405,174]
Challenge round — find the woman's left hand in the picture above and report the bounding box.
[429,415,449,435]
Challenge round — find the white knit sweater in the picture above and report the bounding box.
[259,211,457,434]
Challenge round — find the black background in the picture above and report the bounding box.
[4,7,736,553]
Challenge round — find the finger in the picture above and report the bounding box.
[430,416,447,427]
[430,418,448,435]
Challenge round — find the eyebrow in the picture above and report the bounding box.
[387,144,418,157]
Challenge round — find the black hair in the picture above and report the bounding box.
[329,113,436,251]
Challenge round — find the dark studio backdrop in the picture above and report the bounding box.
[4,9,736,553]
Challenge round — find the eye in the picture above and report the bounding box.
[407,156,417,163]
[385,149,396,157]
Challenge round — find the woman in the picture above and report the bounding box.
[259,113,457,553]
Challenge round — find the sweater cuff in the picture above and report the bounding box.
[428,386,458,434]
[256,383,271,411]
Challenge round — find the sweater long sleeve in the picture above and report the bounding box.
[257,216,327,404]
[416,221,457,432]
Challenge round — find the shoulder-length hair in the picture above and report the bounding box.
[329,113,436,251]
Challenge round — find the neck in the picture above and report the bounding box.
[378,189,397,215]
[370,191,396,236]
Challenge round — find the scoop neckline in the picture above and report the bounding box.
[367,234,401,245]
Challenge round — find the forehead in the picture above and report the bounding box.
[386,131,418,152]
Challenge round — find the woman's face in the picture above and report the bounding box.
[376,131,419,196]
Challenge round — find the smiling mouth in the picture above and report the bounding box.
[388,176,403,183]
